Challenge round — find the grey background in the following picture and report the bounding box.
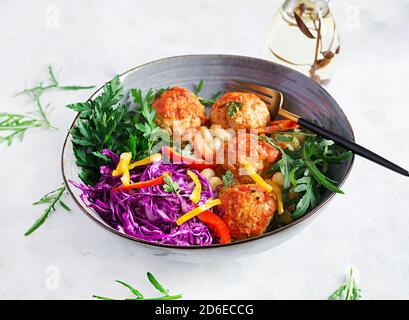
[0,0,408,299]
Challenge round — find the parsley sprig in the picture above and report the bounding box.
[24,185,70,236]
[222,170,235,188]
[226,101,242,117]
[67,76,160,185]
[329,267,361,300]
[93,272,182,300]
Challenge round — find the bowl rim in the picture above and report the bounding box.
[61,53,355,250]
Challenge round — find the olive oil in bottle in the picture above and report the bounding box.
[264,0,340,85]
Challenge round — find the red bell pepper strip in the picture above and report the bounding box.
[198,209,231,244]
[255,119,300,134]
[112,172,171,191]
[162,146,217,170]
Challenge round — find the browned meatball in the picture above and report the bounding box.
[222,133,280,183]
[210,92,270,129]
[220,184,277,240]
[152,87,206,134]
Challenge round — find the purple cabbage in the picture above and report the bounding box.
[70,149,217,246]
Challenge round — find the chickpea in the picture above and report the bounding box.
[208,177,222,190]
[200,168,216,180]
[212,127,232,142]
[271,172,284,188]
[199,126,213,142]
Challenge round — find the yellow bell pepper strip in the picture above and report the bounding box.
[128,153,162,170]
[176,198,222,226]
[187,170,202,204]
[112,152,132,185]
[242,162,273,192]
[267,181,284,215]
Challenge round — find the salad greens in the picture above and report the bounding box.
[226,101,243,117]
[0,113,42,146]
[67,76,160,185]
[262,133,351,219]
[329,267,361,300]
[24,185,70,236]
[93,272,182,300]
[222,170,235,188]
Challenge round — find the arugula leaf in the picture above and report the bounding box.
[226,101,243,117]
[0,113,42,146]
[93,272,182,301]
[147,272,169,295]
[15,65,95,129]
[163,172,181,194]
[195,80,203,95]
[222,170,235,188]
[329,267,361,300]
[24,185,70,236]
[194,80,221,106]
[261,134,351,220]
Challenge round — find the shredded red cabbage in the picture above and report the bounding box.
[70,149,217,246]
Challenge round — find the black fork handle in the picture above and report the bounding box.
[298,118,409,177]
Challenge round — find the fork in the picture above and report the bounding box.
[229,80,408,177]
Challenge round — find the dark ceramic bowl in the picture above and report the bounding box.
[61,55,354,263]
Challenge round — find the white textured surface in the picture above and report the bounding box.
[0,0,408,299]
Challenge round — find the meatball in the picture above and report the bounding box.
[220,184,277,240]
[210,92,270,129]
[222,133,280,183]
[152,87,206,135]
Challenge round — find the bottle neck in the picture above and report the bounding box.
[282,0,330,19]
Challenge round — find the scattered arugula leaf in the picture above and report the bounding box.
[222,170,235,188]
[0,113,42,146]
[226,101,242,117]
[15,65,95,128]
[93,272,182,300]
[163,172,181,194]
[329,267,361,300]
[24,185,70,236]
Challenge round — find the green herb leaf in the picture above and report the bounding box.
[115,280,144,299]
[25,185,68,236]
[147,272,169,295]
[329,267,361,300]
[15,65,95,130]
[0,113,42,146]
[222,170,235,188]
[93,272,181,301]
[195,80,203,95]
[226,101,242,117]
[163,172,181,194]
[68,77,159,185]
